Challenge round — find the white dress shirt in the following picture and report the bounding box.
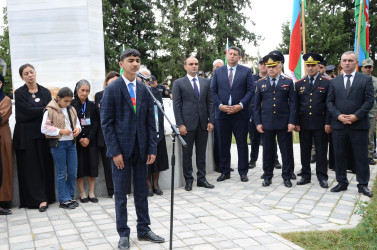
[343,70,356,89]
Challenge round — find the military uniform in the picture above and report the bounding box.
[254,73,297,181]
[296,73,330,182]
[367,75,377,160]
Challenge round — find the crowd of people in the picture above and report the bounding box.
[0,46,375,249]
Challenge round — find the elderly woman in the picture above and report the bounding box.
[0,74,13,215]
[13,64,55,212]
[71,79,99,203]
[95,71,120,198]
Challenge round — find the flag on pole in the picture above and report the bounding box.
[288,0,303,81]
[120,44,125,75]
[354,0,370,66]
[224,38,229,65]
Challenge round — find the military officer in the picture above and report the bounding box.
[295,53,331,188]
[162,82,172,99]
[254,53,297,188]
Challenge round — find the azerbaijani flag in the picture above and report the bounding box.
[288,0,303,81]
[354,0,370,66]
[224,38,229,65]
[120,44,125,75]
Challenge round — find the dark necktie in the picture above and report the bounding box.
[192,78,199,99]
[229,68,233,87]
[309,77,314,91]
[272,78,276,89]
[346,75,351,96]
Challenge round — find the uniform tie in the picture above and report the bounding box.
[192,78,199,99]
[229,67,233,87]
[346,75,351,96]
[272,78,276,90]
[309,77,314,91]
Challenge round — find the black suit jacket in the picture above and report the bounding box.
[326,72,374,130]
[173,76,214,131]
[296,75,331,130]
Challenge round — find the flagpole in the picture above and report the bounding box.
[301,0,307,75]
[356,0,363,55]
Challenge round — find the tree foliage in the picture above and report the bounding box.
[0,7,12,95]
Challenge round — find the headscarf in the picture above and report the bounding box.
[0,74,6,102]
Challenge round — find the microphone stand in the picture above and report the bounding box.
[141,79,186,250]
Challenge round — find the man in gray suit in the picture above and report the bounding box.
[173,56,215,191]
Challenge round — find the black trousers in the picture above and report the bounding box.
[262,130,293,180]
[299,129,328,181]
[332,128,370,187]
[181,123,208,183]
[99,145,114,196]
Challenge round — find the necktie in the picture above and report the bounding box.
[346,75,351,96]
[128,83,136,114]
[229,68,233,87]
[309,77,314,91]
[272,78,276,89]
[192,78,199,99]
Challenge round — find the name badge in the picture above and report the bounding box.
[81,118,91,126]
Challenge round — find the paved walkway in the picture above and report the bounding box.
[1,144,376,250]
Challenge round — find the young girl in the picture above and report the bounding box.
[41,87,81,209]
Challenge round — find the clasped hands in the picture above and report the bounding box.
[219,104,242,115]
[338,114,358,124]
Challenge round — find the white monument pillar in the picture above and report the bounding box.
[7,0,106,97]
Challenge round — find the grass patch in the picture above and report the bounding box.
[281,178,377,249]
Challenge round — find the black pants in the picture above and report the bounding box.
[99,145,114,196]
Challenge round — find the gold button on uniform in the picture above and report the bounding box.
[310,93,312,95]
[273,111,276,114]
[309,106,312,108]
[309,112,312,115]
[273,104,276,107]
[273,98,276,100]
[310,99,312,102]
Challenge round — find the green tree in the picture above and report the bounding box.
[0,7,12,95]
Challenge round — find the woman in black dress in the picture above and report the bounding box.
[14,64,55,212]
[72,80,99,203]
[95,71,120,198]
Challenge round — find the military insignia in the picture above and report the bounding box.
[308,56,314,62]
[318,87,324,90]
[281,85,289,87]
[319,78,322,80]
[267,58,274,64]
[165,90,169,95]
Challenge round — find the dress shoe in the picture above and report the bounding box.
[369,157,376,165]
[297,170,303,176]
[153,188,163,195]
[148,190,154,197]
[297,178,311,185]
[358,186,373,198]
[184,182,193,191]
[330,183,347,192]
[118,236,130,250]
[0,208,12,215]
[284,179,292,188]
[291,173,297,180]
[373,152,377,159]
[230,168,235,172]
[39,204,48,212]
[80,197,89,203]
[274,159,282,169]
[240,175,249,182]
[319,180,329,188]
[217,174,230,182]
[262,178,272,187]
[310,155,316,163]
[197,180,215,189]
[88,196,98,203]
[249,161,256,169]
[138,230,165,243]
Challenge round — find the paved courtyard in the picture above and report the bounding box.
[0,144,376,250]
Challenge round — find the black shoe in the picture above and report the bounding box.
[310,155,316,163]
[319,180,329,188]
[185,182,193,191]
[230,168,235,172]
[260,174,264,179]
[153,188,163,195]
[59,201,76,209]
[249,161,256,169]
[118,236,130,250]
[138,230,165,243]
[358,186,373,197]
[297,178,311,185]
[197,180,215,189]
[240,175,249,182]
[284,179,292,188]
[148,190,154,197]
[373,152,377,159]
[88,196,98,203]
[274,160,282,169]
[262,178,272,187]
[39,204,48,212]
[291,173,297,180]
[369,158,376,165]
[70,200,79,208]
[330,184,348,192]
[0,208,12,215]
[80,197,89,203]
[217,174,230,182]
[297,170,303,176]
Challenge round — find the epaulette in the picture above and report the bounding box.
[321,75,331,80]
[258,77,268,82]
[281,73,292,80]
[295,77,306,83]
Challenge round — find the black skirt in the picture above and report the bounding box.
[148,137,169,174]
[16,138,56,208]
[77,141,99,178]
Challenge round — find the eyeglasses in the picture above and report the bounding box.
[188,63,198,66]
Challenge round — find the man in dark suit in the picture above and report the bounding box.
[327,51,374,198]
[173,56,215,191]
[295,53,331,188]
[100,48,165,249]
[211,46,254,182]
[254,54,297,188]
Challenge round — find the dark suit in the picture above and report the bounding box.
[100,77,157,238]
[254,75,297,180]
[173,76,214,183]
[327,72,374,187]
[296,75,330,181]
[211,64,253,176]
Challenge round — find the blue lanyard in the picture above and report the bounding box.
[81,102,86,118]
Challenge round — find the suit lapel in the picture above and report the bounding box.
[198,77,205,101]
[119,77,135,112]
[136,80,143,116]
[231,66,241,89]
[349,72,360,96]
[222,67,231,90]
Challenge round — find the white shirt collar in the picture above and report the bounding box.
[343,70,356,78]
[227,64,237,71]
[121,74,136,87]
[187,74,198,82]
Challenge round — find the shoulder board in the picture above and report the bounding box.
[295,77,306,83]
[281,73,292,80]
[258,77,268,82]
[321,75,331,80]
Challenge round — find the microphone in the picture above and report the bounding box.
[136,71,150,82]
